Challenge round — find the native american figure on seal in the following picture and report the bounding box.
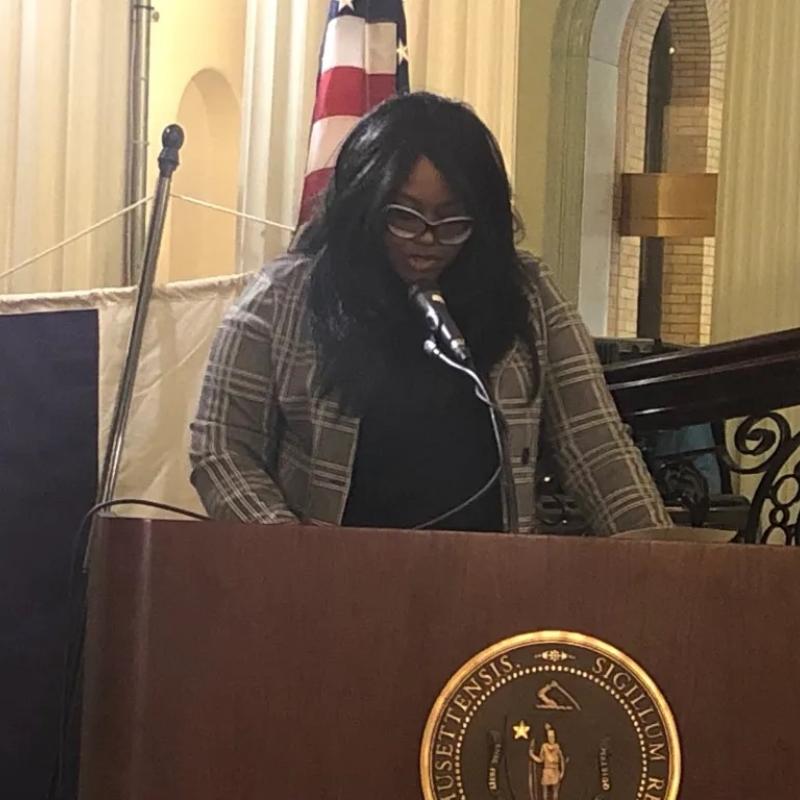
[528,723,566,800]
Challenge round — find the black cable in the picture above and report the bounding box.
[413,339,510,531]
[413,463,502,530]
[79,499,210,562]
[48,498,209,800]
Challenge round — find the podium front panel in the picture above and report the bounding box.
[80,519,800,799]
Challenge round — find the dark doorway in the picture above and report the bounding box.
[637,12,672,338]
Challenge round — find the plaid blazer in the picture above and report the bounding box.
[190,253,672,534]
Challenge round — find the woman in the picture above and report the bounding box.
[190,91,671,534]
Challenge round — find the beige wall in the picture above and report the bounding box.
[514,0,561,258]
[0,1,564,292]
[713,0,800,342]
[171,69,241,282]
[148,0,247,282]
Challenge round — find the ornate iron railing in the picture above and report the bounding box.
[537,328,800,541]
[605,328,800,544]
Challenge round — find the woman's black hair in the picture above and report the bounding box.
[294,91,537,414]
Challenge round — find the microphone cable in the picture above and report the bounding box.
[48,499,209,800]
[412,340,511,531]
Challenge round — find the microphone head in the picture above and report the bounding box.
[407,284,472,364]
[409,282,445,304]
[408,282,432,299]
[158,124,185,178]
[162,124,185,150]
[408,282,441,331]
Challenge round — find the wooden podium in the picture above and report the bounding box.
[80,518,800,799]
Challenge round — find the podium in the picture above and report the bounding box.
[80,518,800,799]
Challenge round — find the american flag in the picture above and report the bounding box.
[298,0,409,223]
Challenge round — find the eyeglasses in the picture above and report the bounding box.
[384,204,474,246]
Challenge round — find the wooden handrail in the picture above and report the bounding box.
[605,328,800,430]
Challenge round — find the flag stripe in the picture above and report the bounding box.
[365,22,400,74]
[306,114,361,174]
[299,0,408,224]
[365,71,398,107]
[299,168,334,221]
[321,17,399,74]
[313,68,397,122]
[321,16,365,71]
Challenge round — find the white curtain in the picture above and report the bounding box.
[237,1,327,271]
[0,0,129,295]
[714,0,800,343]
[237,0,520,274]
[405,0,519,174]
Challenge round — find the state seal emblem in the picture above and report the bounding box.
[420,631,680,800]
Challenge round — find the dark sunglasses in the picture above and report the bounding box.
[384,204,474,246]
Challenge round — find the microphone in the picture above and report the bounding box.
[408,283,472,364]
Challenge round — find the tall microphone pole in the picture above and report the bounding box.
[49,126,184,800]
[95,124,185,517]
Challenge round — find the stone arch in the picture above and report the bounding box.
[545,0,728,339]
[608,0,729,341]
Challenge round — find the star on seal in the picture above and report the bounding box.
[512,720,530,740]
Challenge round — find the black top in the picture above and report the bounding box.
[342,357,502,532]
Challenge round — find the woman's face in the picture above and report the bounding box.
[383,156,469,285]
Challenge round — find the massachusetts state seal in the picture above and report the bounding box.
[420,631,680,800]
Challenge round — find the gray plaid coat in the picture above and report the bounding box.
[190,253,672,534]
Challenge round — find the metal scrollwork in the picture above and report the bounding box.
[729,412,792,474]
[536,411,800,544]
[652,457,711,528]
[535,471,588,534]
[724,413,800,544]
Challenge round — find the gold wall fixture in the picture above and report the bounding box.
[620,173,718,237]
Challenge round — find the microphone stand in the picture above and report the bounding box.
[91,124,185,560]
[421,337,520,532]
[50,124,184,800]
